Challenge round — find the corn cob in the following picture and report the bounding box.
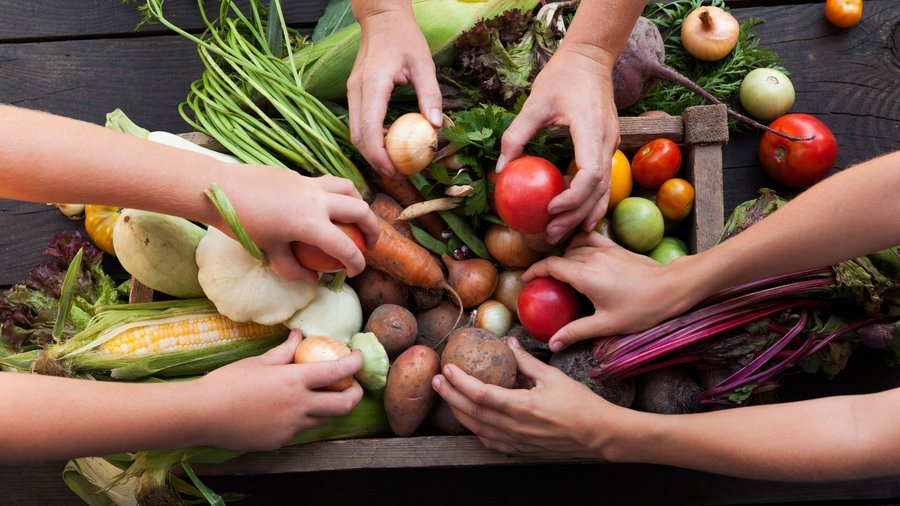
[25,299,288,380]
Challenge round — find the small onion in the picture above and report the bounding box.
[441,254,498,308]
[739,68,795,122]
[493,269,526,318]
[384,112,438,175]
[680,6,740,62]
[484,224,542,268]
[293,335,353,392]
[474,300,513,337]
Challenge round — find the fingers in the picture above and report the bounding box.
[408,55,443,128]
[497,102,547,172]
[505,337,552,381]
[546,188,601,244]
[301,350,364,390]
[324,194,380,250]
[567,231,616,250]
[305,381,364,418]
[359,74,397,176]
[316,175,363,200]
[522,255,579,283]
[548,314,606,352]
[267,243,319,284]
[258,328,302,366]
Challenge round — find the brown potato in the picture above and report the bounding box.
[440,327,516,388]
[428,398,470,435]
[415,301,464,355]
[351,268,410,316]
[383,345,441,437]
[365,304,417,358]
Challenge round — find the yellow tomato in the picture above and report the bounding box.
[84,205,121,256]
[566,149,633,211]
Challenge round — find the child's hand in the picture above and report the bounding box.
[193,329,364,451]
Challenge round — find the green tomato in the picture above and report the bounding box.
[612,197,664,253]
[648,236,689,264]
[739,68,795,122]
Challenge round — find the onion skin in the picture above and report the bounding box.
[441,254,499,308]
[484,224,542,268]
[293,335,353,392]
[384,113,438,175]
[493,269,526,318]
[680,6,740,62]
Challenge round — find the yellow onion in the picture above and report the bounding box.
[484,224,542,268]
[293,335,353,391]
[384,112,438,175]
[493,269,526,318]
[441,254,498,308]
[680,6,740,62]
[474,300,512,337]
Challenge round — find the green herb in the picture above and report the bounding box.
[626,0,785,125]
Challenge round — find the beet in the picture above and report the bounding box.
[613,17,808,141]
[549,341,635,407]
[634,366,702,414]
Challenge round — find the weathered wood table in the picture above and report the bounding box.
[2,1,899,504]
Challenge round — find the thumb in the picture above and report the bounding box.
[547,314,604,353]
[267,242,319,284]
[506,337,552,380]
[259,328,302,366]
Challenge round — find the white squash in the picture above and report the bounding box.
[283,275,362,343]
[195,226,317,325]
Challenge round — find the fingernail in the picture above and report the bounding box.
[507,336,521,349]
[432,376,442,389]
[549,341,562,352]
[429,108,443,128]
[548,226,562,238]
[495,154,507,172]
[443,366,453,378]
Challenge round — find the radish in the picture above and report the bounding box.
[613,17,809,141]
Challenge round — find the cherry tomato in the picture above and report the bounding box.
[824,0,862,28]
[758,113,838,189]
[494,156,566,234]
[291,222,366,273]
[631,138,682,189]
[517,277,581,342]
[611,197,664,253]
[656,178,695,221]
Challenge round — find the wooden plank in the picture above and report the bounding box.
[618,115,683,150]
[682,105,728,253]
[0,0,328,41]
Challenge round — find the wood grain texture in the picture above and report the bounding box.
[0,0,328,41]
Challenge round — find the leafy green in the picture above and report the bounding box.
[626,0,785,124]
[312,0,356,42]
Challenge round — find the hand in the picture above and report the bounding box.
[347,5,442,176]
[225,169,380,283]
[193,329,364,452]
[497,44,620,244]
[432,337,616,459]
[523,233,697,351]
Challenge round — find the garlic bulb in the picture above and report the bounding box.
[680,6,740,62]
[384,112,438,175]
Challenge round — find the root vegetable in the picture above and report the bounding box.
[429,398,471,435]
[293,335,353,392]
[351,267,411,315]
[441,254,498,308]
[613,17,809,141]
[364,304,418,358]
[416,301,465,355]
[384,345,441,437]
[370,193,414,241]
[634,366,702,414]
[375,174,447,239]
[549,341,635,407]
[441,327,517,388]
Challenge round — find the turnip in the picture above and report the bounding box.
[613,17,808,141]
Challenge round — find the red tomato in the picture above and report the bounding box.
[494,156,566,234]
[631,138,682,189]
[824,0,862,28]
[517,277,581,342]
[291,222,365,273]
[758,113,838,189]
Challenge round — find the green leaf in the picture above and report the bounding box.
[311,0,356,42]
[181,461,225,506]
[54,248,84,340]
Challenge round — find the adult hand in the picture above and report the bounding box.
[195,329,365,452]
[348,4,442,176]
[497,43,620,245]
[523,233,698,351]
[432,337,618,459]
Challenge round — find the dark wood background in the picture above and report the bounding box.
[2,0,900,504]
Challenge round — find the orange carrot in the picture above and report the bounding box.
[376,175,447,239]
[365,216,445,290]
[370,193,414,241]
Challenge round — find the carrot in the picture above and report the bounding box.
[370,193,414,241]
[365,216,445,290]
[376,175,447,239]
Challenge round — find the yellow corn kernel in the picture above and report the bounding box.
[99,314,280,356]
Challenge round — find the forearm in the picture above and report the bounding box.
[352,0,412,23]
[0,373,207,463]
[0,105,243,230]
[602,389,900,480]
[560,0,648,66]
[675,150,900,303]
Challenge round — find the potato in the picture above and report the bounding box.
[383,345,441,437]
[428,398,470,435]
[364,304,417,358]
[440,327,516,388]
[351,268,410,316]
[415,301,464,355]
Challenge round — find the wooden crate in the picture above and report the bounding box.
[164,104,729,476]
